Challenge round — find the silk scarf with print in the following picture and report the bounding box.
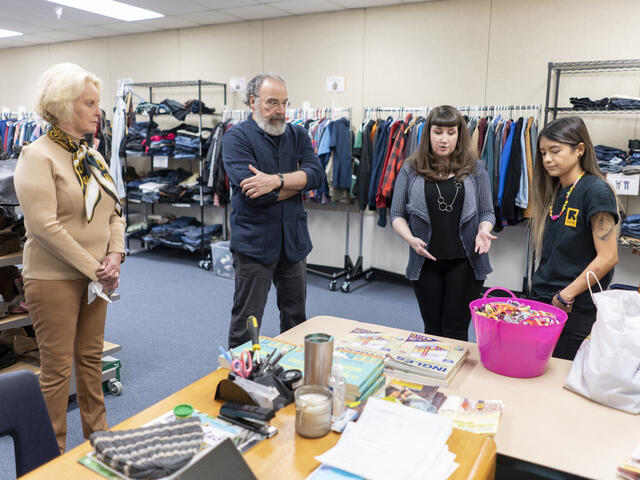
[48,126,122,222]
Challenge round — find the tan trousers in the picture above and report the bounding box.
[24,278,108,453]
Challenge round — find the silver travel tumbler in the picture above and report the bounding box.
[303,333,334,387]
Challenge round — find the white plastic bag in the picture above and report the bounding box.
[565,272,640,413]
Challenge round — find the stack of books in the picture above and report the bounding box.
[335,330,468,387]
[383,332,468,387]
[618,445,640,480]
[218,336,385,403]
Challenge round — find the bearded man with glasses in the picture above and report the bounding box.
[222,73,324,348]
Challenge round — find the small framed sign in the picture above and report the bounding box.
[606,173,639,196]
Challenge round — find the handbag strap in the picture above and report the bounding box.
[586,270,604,301]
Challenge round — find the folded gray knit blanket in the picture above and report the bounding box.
[90,417,204,478]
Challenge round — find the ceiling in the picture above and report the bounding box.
[0,0,431,50]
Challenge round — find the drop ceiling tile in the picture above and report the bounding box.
[191,0,260,8]
[136,16,202,30]
[9,3,115,27]
[0,20,46,35]
[177,11,243,25]
[118,0,210,15]
[219,4,289,20]
[331,0,399,8]
[29,30,90,42]
[102,22,160,34]
[73,26,125,38]
[268,0,343,15]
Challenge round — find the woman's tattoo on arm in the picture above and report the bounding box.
[593,212,616,241]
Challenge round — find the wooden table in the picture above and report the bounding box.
[22,319,497,480]
[276,316,639,480]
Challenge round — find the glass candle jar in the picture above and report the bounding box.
[294,385,332,438]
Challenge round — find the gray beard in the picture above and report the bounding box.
[254,109,286,136]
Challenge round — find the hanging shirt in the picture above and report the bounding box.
[497,121,516,208]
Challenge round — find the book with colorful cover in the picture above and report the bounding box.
[376,380,447,413]
[334,347,385,399]
[277,348,384,402]
[335,330,406,358]
[78,409,259,479]
[385,332,468,381]
[383,367,448,387]
[218,336,299,369]
[618,459,640,480]
[218,335,384,402]
[438,396,504,435]
[617,445,640,480]
[357,374,386,402]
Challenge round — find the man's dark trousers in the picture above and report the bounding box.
[228,251,307,348]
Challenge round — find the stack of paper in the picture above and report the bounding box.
[384,332,468,387]
[315,398,457,480]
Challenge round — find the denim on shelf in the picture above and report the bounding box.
[595,145,626,161]
[621,224,640,238]
[627,153,640,166]
[608,98,640,110]
[175,135,200,148]
[182,224,222,240]
[599,163,623,173]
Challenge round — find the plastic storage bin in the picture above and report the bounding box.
[212,241,234,279]
[469,288,568,378]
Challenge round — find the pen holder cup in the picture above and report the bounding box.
[294,385,332,438]
[470,288,568,378]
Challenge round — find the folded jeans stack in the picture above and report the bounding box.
[595,144,627,173]
[174,134,200,159]
[142,216,222,251]
[569,97,609,110]
[621,214,640,240]
[147,133,175,157]
[609,98,640,110]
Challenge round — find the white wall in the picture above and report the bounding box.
[1,0,639,288]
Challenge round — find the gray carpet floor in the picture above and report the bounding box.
[0,248,475,479]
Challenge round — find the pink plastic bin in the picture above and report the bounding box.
[469,288,568,378]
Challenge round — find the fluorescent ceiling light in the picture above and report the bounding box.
[0,28,23,38]
[47,0,164,22]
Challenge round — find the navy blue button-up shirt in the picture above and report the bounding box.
[222,115,324,264]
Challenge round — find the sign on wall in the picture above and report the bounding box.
[606,173,639,196]
[325,76,345,93]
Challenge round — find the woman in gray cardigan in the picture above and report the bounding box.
[391,105,496,341]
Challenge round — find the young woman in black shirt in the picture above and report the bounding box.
[529,117,619,360]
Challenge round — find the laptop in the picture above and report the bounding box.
[175,438,257,480]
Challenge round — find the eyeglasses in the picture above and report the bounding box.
[260,97,290,109]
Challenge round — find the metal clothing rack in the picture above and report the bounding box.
[222,109,250,122]
[285,107,357,289]
[543,58,640,289]
[544,58,640,124]
[124,79,227,269]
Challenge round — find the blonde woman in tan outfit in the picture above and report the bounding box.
[14,63,125,453]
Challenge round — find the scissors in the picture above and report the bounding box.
[231,350,253,378]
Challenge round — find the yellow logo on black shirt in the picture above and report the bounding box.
[565,208,579,227]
